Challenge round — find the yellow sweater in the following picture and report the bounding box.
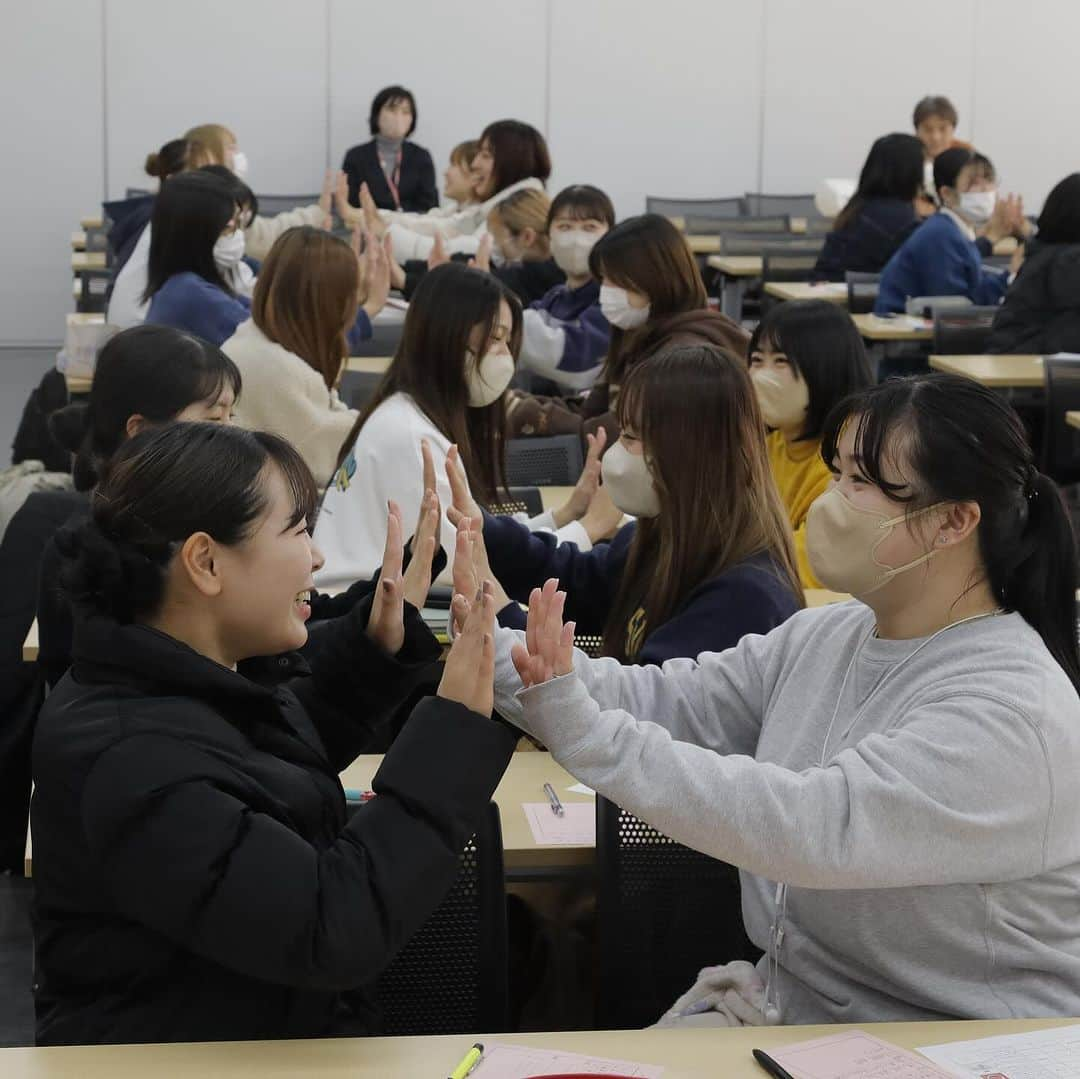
[766,430,830,589]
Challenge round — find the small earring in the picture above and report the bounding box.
[938,536,948,545]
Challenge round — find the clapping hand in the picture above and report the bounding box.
[468,232,493,272]
[400,440,442,612]
[366,501,409,655]
[438,579,497,717]
[510,578,576,689]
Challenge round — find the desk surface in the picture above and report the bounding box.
[71,230,86,250]
[929,353,1044,388]
[341,751,594,869]
[763,280,847,304]
[1068,410,1080,430]
[80,214,103,229]
[344,355,392,376]
[706,254,762,276]
[0,1019,1075,1077]
[71,251,106,272]
[850,312,933,341]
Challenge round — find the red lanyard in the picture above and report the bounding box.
[383,147,403,210]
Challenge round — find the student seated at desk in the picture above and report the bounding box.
[748,301,873,588]
[875,148,1025,315]
[452,343,803,666]
[494,374,1080,1025]
[439,138,481,213]
[476,187,565,306]
[341,84,438,214]
[31,421,514,1045]
[813,133,924,281]
[0,326,239,871]
[989,173,1080,354]
[358,119,551,262]
[313,263,598,591]
[516,184,614,394]
[224,226,391,486]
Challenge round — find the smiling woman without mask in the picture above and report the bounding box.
[494,372,1080,1029]
[32,419,517,1046]
[748,300,873,588]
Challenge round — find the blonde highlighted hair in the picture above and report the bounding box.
[183,123,236,168]
[488,188,551,237]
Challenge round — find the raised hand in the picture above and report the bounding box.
[510,578,575,689]
[468,232,493,273]
[361,234,392,320]
[401,440,441,611]
[438,580,497,716]
[427,231,449,269]
[551,429,606,527]
[319,168,337,225]
[359,182,387,238]
[579,482,624,543]
[366,500,408,655]
[444,444,484,527]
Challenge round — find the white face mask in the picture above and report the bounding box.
[213,230,246,268]
[601,440,660,518]
[550,229,599,278]
[923,158,936,193]
[958,189,996,225]
[465,349,515,408]
[600,285,650,330]
[231,150,249,179]
[379,114,411,141]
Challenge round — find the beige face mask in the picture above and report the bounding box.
[750,369,810,431]
[805,486,945,596]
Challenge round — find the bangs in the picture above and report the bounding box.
[615,368,646,434]
[255,431,319,530]
[549,186,615,228]
[195,354,242,407]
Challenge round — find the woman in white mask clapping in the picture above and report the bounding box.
[493,373,1080,1027]
[313,263,597,590]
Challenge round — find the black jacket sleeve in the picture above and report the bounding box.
[80,697,516,992]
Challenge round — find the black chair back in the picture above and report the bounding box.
[595,798,758,1029]
[254,193,321,216]
[845,271,881,314]
[1042,356,1080,484]
[489,486,544,517]
[744,192,819,218]
[931,307,999,354]
[645,195,746,219]
[506,435,584,486]
[684,215,790,235]
[374,801,508,1034]
[720,238,822,257]
[763,252,819,283]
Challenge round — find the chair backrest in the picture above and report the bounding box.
[505,435,584,486]
[931,306,999,354]
[683,215,790,235]
[255,194,321,217]
[762,253,820,283]
[595,798,758,1029]
[720,236,823,257]
[124,187,152,199]
[845,271,881,314]
[646,195,747,220]
[374,801,508,1034]
[488,486,544,517]
[744,193,820,218]
[1042,356,1080,483]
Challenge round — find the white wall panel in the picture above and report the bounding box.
[0,1,104,344]
[548,0,763,218]
[105,0,329,200]
[760,0,976,194]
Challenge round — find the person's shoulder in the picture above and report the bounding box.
[404,141,433,163]
[862,197,919,228]
[356,393,448,450]
[342,140,374,163]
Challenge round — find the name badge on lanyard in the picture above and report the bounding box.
[385,148,403,210]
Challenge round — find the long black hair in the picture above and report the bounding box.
[143,170,236,303]
[198,163,259,224]
[49,324,242,492]
[822,374,1080,692]
[57,422,316,624]
[749,300,873,442]
[1036,173,1080,245]
[834,133,925,231]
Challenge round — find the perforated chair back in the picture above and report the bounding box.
[744,192,820,218]
[931,306,999,354]
[374,801,508,1034]
[595,797,757,1029]
[845,271,881,314]
[574,632,604,658]
[720,238,823,257]
[254,194,321,216]
[683,215,790,235]
[506,435,584,486]
[763,252,820,283]
[489,486,544,517]
[1042,356,1080,484]
[646,195,747,220]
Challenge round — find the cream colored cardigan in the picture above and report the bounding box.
[223,319,357,487]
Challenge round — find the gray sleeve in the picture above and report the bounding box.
[493,625,768,758]
[516,677,1057,890]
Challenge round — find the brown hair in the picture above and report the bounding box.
[252,227,359,391]
[340,263,521,504]
[451,139,480,168]
[488,189,551,259]
[144,138,193,180]
[913,95,958,129]
[183,123,236,167]
[588,213,708,386]
[479,120,551,196]
[602,345,803,660]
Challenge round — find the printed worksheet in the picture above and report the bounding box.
[472,1042,663,1077]
[768,1030,951,1078]
[522,802,595,845]
[918,1023,1080,1078]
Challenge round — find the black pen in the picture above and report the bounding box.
[753,1048,796,1079]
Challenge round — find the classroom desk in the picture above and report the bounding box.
[344,355,392,376]
[850,312,933,342]
[71,230,86,250]
[763,280,847,304]
[705,255,762,320]
[929,353,1043,389]
[0,1019,1075,1077]
[341,752,594,872]
[80,214,103,229]
[685,234,722,254]
[1067,410,1080,429]
[71,251,106,272]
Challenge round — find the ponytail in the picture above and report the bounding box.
[48,402,106,491]
[993,470,1080,692]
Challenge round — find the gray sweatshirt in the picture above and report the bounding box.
[493,601,1080,1023]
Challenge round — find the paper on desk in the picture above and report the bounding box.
[567,782,595,796]
[917,1022,1080,1078]
[813,282,849,295]
[473,1042,662,1077]
[522,802,595,845]
[768,1030,950,1078]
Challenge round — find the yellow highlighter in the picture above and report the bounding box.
[448,1041,484,1079]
